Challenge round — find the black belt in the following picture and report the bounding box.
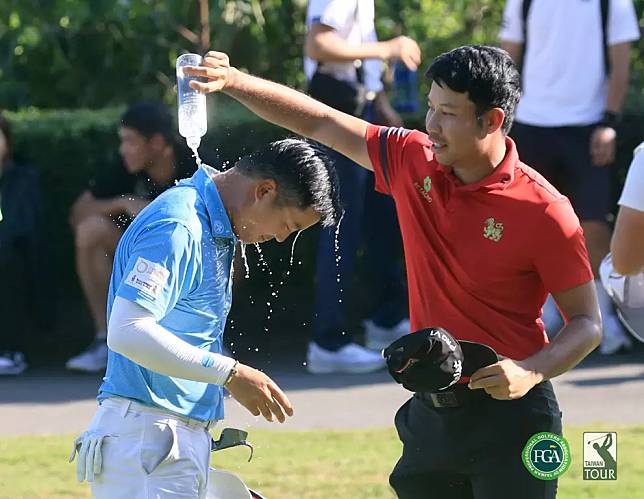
[415,383,490,408]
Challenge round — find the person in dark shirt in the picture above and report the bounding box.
[0,113,52,375]
[66,101,197,373]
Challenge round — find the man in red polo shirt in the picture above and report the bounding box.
[187,45,602,498]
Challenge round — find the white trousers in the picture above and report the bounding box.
[87,397,213,499]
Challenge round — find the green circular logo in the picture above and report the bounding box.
[522,432,571,480]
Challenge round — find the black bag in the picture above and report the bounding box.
[307,70,366,117]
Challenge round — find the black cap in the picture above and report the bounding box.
[382,327,499,392]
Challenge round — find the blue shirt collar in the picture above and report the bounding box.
[191,166,237,242]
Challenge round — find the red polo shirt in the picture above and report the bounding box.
[365,125,593,360]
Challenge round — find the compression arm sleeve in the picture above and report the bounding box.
[107,296,236,385]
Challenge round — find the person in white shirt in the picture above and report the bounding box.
[600,142,644,345]
[303,0,422,374]
[612,141,644,275]
[499,0,640,354]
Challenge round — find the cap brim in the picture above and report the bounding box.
[458,341,499,376]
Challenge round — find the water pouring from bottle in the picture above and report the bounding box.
[176,53,208,168]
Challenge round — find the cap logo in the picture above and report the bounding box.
[429,329,457,351]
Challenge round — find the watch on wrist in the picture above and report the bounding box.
[599,111,620,130]
[223,361,239,387]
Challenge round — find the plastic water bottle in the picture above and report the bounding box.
[176,53,207,151]
[392,62,419,113]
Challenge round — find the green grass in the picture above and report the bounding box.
[1,425,642,498]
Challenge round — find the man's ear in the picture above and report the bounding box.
[148,132,168,153]
[481,108,506,136]
[254,179,278,203]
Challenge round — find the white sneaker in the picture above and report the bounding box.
[363,319,410,350]
[599,318,633,355]
[66,337,109,372]
[0,351,27,375]
[306,342,386,374]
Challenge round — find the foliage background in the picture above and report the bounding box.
[0,1,642,358]
[1,0,642,109]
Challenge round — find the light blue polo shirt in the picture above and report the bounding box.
[98,166,236,422]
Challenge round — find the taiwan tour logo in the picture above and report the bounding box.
[522,432,571,480]
[583,432,617,480]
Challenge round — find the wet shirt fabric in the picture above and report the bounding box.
[98,166,236,422]
[365,125,594,360]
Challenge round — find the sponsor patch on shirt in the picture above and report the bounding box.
[125,257,170,299]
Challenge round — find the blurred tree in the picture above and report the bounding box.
[0,0,641,111]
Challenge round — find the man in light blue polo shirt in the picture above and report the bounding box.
[70,138,341,498]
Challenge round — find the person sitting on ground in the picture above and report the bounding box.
[66,101,197,373]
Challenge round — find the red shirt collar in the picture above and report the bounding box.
[436,137,518,192]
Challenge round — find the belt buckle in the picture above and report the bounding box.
[430,391,459,408]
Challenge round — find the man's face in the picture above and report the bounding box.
[118,127,153,174]
[234,181,321,244]
[425,82,486,168]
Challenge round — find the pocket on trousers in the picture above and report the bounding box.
[139,419,176,475]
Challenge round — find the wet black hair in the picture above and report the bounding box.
[234,138,342,227]
[426,45,521,134]
[120,101,174,143]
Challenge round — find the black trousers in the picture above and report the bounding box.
[390,381,561,499]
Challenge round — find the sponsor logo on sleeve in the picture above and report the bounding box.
[125,257,170,299]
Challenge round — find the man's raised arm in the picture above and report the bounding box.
[185,51,373,171]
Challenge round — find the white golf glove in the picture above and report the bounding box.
[69,431,110,482]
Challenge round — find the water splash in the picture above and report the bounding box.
[253,243,276,332]
[189,145,204,169]
[289,230,302,267]
[334,213,345,304]
[240,243,250,279]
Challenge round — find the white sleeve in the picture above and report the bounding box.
[107,296,236,385]
[618,143,644,212]
[362,26,384,93]
[499,0,525,43]
[608,0,640,46]
[307,0,356,30]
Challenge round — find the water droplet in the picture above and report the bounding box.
[240,243,250,279]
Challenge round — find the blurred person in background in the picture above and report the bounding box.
[304,0,421,374]
[600,142,644,343]
[0,113,52,375]
[65,101,196,373]
[500,0,640,354]
[611,140,644,275]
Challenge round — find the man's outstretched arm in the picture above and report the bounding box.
[186,51,373,171]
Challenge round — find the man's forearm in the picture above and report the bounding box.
[521,315,602,381]
[605,71,630,115]
[107,297,235,385]
[605,43,631,114]
[307,37,388,63]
